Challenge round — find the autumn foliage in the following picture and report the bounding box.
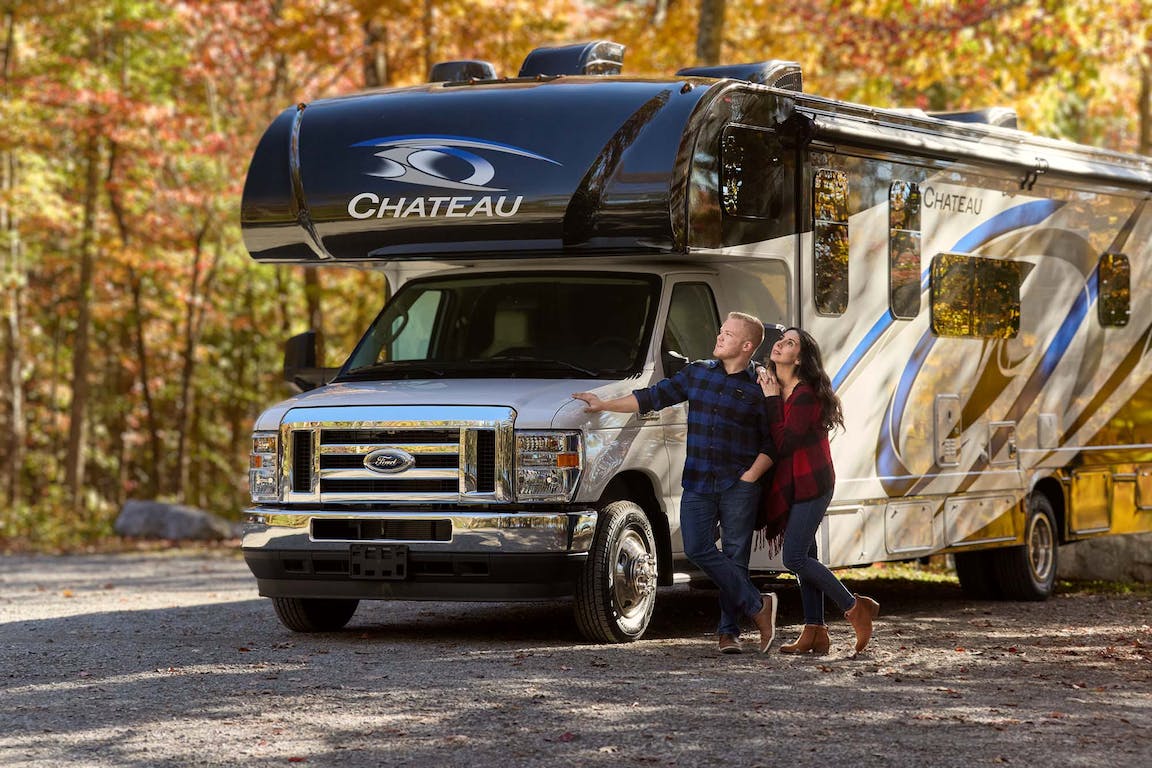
[0,0,1148,549]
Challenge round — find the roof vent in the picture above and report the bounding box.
[929,108,1018,129]
[518,40,625,77]
[675,61,802,91]
[429,60,498,83]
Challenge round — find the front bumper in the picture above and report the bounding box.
[241,506,597,601]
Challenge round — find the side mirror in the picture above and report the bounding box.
[283,331,336,392]
[662,349,689,377]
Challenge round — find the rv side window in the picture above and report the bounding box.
[930,254,1023,339]
[1098,252,1130,327]
[664,282,720,362]
[813,169,849,315]
[889,181,922,319]
[720,126,785,220]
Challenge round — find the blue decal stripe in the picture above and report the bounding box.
[951,200,1063,252]
[1004,263,1100,423]
[1039,281,1090,381]
[832,313,892,390]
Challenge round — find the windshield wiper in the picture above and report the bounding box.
[470,355,600,377]
[340,361,446,378]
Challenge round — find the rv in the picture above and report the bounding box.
[240,41,1152,642]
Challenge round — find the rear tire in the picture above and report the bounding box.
[953,550,1002,599]
[272,597,359,632]
[574,501,658,643]
[991,494,1059,601]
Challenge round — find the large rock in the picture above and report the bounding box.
[1057,532,1152,583]
[114,500,238,541]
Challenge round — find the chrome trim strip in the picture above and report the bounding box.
[243,507,597,553]
[320,443,459,455]
[320,491,461,502]
[950,535,1019,547]
[320,467,458,481]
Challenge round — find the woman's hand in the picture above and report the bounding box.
[757,366,780,397]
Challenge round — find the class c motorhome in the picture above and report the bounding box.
[240,41,1152,642]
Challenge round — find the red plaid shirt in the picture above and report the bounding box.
[760,382,835,540]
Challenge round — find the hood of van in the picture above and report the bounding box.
[251,376,653,432]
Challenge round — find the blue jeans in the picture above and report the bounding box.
[781,489,856,625]
[681,480,764,637]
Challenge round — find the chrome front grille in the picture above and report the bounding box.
[279,405,515,504]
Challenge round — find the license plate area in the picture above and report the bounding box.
[349,544,408,580]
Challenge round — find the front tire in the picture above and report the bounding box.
[272,597,360,632]
[574,501,658,643]
[992,493,1059,600]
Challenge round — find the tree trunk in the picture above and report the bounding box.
[174,227,206,502]
[303,267,324,364]
[1,9,25,506]
[1,149,23,507]
[1140,40,1151,155]
[423,0,436,79]
[363,14,388,88]
[64,130,102,513]
[128,270,161,496]
[106,139,156,502]
[695,0,726,66]
[174,229,224,503]
[108,141,161,496]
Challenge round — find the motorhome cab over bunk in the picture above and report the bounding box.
[240,41,1152,642]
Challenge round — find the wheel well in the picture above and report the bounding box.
[597,471,674,586]
[1031,476,1067,544]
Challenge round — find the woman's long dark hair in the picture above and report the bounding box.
[785,326,844,433]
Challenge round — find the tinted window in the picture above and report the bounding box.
[889,181,922,319]
[814,168,849,315]
[1098,252,1130,327]
[721,126,786,220]
[930,254,1024,339]
[664,282,720,362]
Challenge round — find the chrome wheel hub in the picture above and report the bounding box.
[1028,512,1055,583]
[613,528,657,619]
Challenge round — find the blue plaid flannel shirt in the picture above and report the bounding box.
[633,359,775,493]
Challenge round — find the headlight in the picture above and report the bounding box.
[249,431,279,503]
[515,431,582,502]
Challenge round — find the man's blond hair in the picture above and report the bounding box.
[727,311,764,350]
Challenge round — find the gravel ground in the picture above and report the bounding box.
[1,549,1150,768]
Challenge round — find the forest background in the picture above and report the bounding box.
[0,0,1149,550]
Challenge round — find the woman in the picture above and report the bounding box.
[757,327,879,655]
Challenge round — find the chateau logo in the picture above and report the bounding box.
[352,135,560,192]
[347,135,560,220]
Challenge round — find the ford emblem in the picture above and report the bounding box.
[363,448,416,474]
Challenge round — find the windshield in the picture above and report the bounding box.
[338,272,661,380]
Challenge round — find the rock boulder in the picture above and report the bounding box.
[114,499,238,541]
[1057,532,1152,583]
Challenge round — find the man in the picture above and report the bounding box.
[573,312,777,654]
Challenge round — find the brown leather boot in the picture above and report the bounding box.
[780,624,830,655]
[845,594,880,653]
